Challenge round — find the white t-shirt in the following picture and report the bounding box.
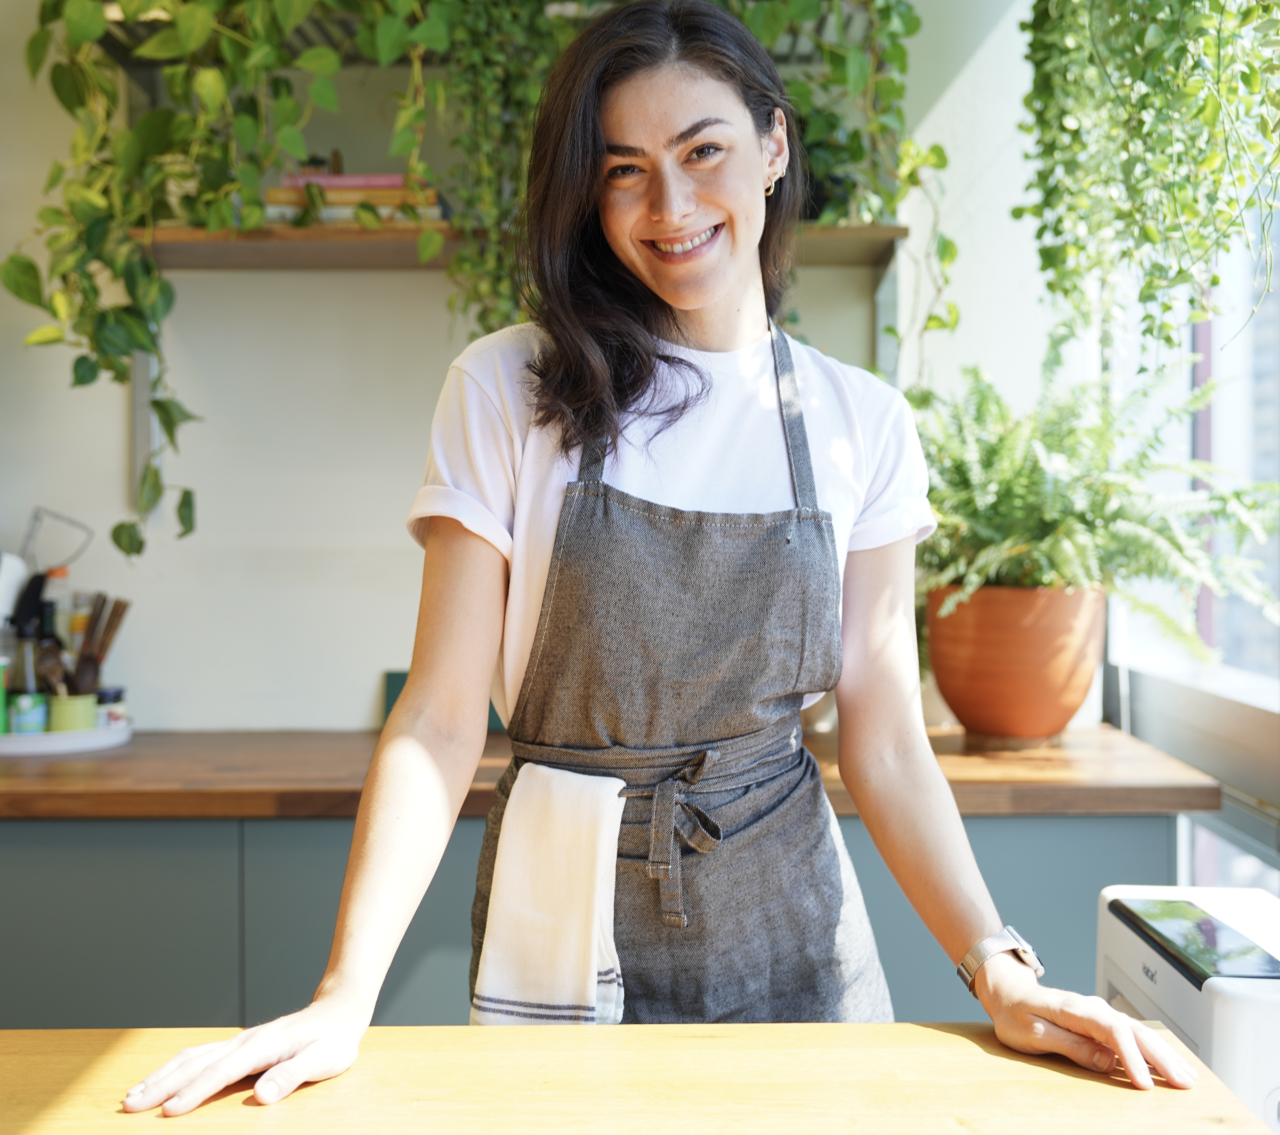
[407,323,936,726]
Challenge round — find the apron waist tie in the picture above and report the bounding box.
[511,716,806,931]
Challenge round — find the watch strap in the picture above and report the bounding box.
[956,925,1045,996]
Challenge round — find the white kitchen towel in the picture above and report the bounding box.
[471,762,628,1025]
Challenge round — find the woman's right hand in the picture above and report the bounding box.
[120,993,371,1117]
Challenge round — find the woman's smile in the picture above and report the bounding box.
[647,223,723,260]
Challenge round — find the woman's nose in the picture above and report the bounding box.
[648,165,697,226]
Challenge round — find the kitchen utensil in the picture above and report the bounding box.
[72,593,108,694]
[79,593,107,659]
[11,573,46,636]
[95,600,129,663]
[35,643,68,697]
[0,553,27,624]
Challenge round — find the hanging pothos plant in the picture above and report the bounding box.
[4,0,942,556]
[1015,0,1280,361]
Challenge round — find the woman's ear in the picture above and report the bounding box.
[764,106,789,180]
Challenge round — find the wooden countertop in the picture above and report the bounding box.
[0,725,1218,820]
[1,1023,1262,1133]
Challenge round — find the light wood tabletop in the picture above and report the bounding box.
[0,1023,1263,1134]
[0,724,1218,820]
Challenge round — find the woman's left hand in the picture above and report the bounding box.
[975,952,1198,1090]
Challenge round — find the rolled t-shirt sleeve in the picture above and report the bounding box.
[406,365,517,560]
[847,391,937,552]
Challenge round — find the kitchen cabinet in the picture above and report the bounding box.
[0,726,1214,1028]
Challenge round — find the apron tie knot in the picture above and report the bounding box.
[645,749,724,929]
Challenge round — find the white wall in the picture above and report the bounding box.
[0,0,876,730]
[894,0,1092,409]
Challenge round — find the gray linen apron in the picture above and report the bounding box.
[471,327,893,1024]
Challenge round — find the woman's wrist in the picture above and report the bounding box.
[972,949,1040,1013]
[311,971,381,1025]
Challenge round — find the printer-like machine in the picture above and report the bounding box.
[1098,884,1280,1130]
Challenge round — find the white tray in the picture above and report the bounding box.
[0,725,132,757]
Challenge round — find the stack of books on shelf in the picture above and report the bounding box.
[265,174,445,224]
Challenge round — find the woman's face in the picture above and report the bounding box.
[597,64,788,322]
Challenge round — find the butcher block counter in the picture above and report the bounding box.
[0,724,1220,819]
[2,1023,1266,1134]
[0,727,1217,1032]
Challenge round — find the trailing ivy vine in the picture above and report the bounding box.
[1015,0,1280,357]
[5,0,942,556]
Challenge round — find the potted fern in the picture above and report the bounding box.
[911,369,1279,742]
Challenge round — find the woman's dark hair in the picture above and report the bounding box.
[521,0,805,456]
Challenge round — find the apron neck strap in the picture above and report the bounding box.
[770,322,819,511]
[575,324,819,512]
[578,438,606,482]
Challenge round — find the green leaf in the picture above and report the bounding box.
[64,0,107,47]
[408,11,449,52]
[133,107,175,156]
[1198,91,1221,126]
[39,0,64,27]
[72,354,100,386]
[245,41,279,70]
[45,160,64,192]
[785,0,821,22]
[119,0,149,19]
[24,324,64,346]
[177,489,195,537]
[293,44,340,75]
[272,0,313,35]
[388,128,416,157]
[1143,22,1166,51]
[111,522,145,556]
[137,462,164,515]
[240,202,264,230]
[25,28,51,80]
[37,206,66,227]
[308,75,338,113]
[177,3,215,52]
[152,396,200,449]
[376,15,410,66]
[93,311,134,356]
[134,28,186,60]
[387,0,413,17]
[936,233,958,268]
[274,95,301,127]
[845,48,871,96]
[355,201,383,230]
[1242,64,1262,95]
[2,255,44,307]
[193,67,226,114]
[417,227,444,264]
[50,63,84,113]
[118,308,158,353]
[744,0,788,47]
[276,124,308,160]
[233,113,259,153]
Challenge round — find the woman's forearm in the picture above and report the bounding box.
[312,706,485,1016]
[838,732,1002,965]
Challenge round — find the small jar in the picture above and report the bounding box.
[10,692,48,733]
[96,687,129,729]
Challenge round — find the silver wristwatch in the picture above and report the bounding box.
[956,925,1044,996]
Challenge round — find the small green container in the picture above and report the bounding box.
[48,694,98,732]
[10,692,48,733]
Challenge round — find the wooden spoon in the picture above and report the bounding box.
[36,642,69,698]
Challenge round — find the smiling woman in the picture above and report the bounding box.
[121,0,1199,1118]
[521,2,805,456]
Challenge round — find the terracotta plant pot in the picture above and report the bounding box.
[926,585,1105,740]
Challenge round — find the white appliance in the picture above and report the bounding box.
[1097,884,1280,1131]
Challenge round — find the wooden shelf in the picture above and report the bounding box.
[132,221,905,271]
[0,725,1218,819]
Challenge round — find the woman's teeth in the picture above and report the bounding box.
[653,226,717,254]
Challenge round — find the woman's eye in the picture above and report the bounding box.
[606,164,640,180]
[690,144,721,161]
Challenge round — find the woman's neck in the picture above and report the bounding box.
[671,282,770,352]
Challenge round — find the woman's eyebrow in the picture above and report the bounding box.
[604,117,730,159]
